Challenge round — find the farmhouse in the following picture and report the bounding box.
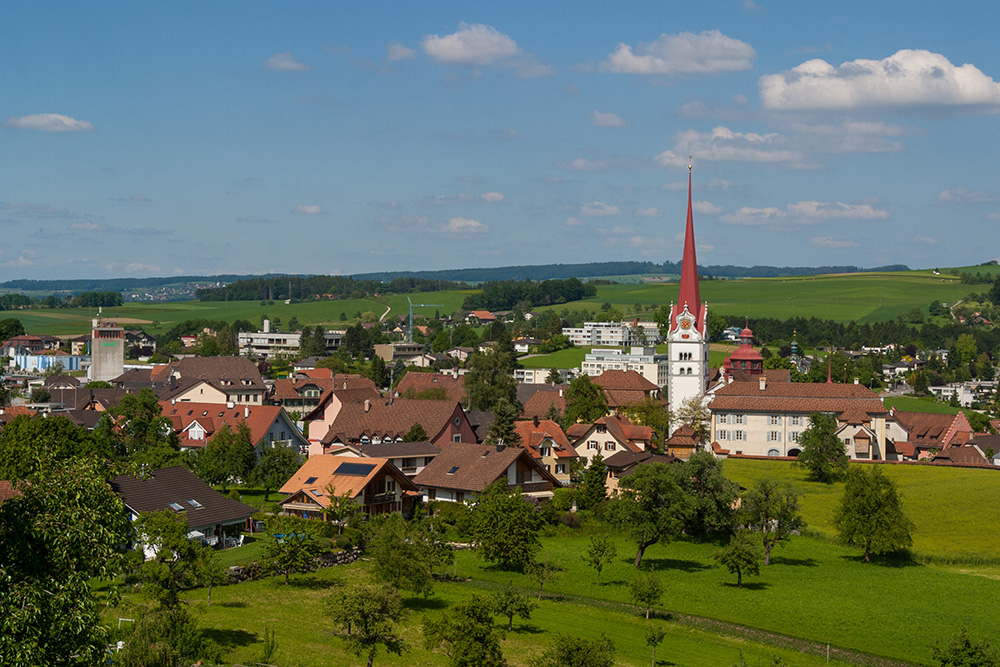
[412,442,560,503]
[278,455,417,519]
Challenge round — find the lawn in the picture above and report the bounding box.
[881,396,961,415]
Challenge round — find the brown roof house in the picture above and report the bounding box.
[567,415,653,467]
[707,377,889,459]
[111,466,256,553]
[593,369,664,412]
[518,385,566,420]
[315,398,476,454]
[412,442,560,504]
[271,374,376,418]
[396,372,467,404]
[664,424,701,460]
[325,441,442,478]
[160,400,309,455]
[157,356,267,406]
[885,408,974,461]
[278,455,417,520]
[302,385,383,449]
[512,418,578,484]
[603,450,679,495]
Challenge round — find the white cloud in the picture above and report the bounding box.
[657,127,804,167]
[743,0,764,11]
[564,217,584,227]
[555,157,622,171]
[415,191,504,206]
[760,49,1000,111]
[295,204,323,214]
[386,42,416,61]
[936,187,1000,204]
[70,221,105,231]
[0,202,78,219]
[786,201,889,220]
[581,201,621,217]
[264,52,310,71]
[589,111,627,127]
[719,207,787,226]
[481,191,505,203]
[3,113,95,132]
[913,235,940,244]
[811,237,860,248]
[421,22,553,77]
[124,262,161,273]
[440,217,487,233]
[600,30,756,76]
[693,201,724,215]
[987,213,1000,221]
[635,207,662,217]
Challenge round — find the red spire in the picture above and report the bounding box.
[676,161,701,328]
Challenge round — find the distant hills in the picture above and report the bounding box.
[0,262,911,296]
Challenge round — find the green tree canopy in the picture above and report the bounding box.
[463,350,518,412]
[370,514,436,598]
[628,570,663,619]
[423,594,508,667]
[795,412,848,483]
[248,446,301,501]
[195,422,256,492]
[740,478,804,565]
[534,634,616,667]
[931,627,1000,667]
[608,462,694,568]
[488,582,536,632]
[578,452,608,510]
[132,509,207,609]
[676,450,740,540]
[0,414,107,480]
[470,480,543,571]
[328,582,407,667]
[713,530,762,588]
[563,375,609,425]
[834,465,913,562]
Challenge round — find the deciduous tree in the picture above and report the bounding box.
[563,375,608,425]
[535,634,616,667]
[133,509,206,609]
[463,350,518,412]
[488,582,536,631]
[834,465,913,562]
[740,478,804,565]
[328,582,407,667]
[248,445,301,501]
[263,523,324,584]
[796,412,848,483]
[470,481,543,571]
[584,535,617,585]
[196,422,256,492]
[677,450,739,540]
[629,570,663,619]
[713,530,762,588]
[423,594,508,667]
[371,514,435,598]
[931,627,1000,667]
[608,462,693,568]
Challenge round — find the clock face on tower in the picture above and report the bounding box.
[680,319,691,330]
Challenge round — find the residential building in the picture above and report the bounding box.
[278,455,418,519]
[271,373,376,418]
[567,415,652,466]
[562,320,661,347]
[412,442,560,503]
[313,398,476,452]
[157,356,267,405]
[592,369,665,411]
[513,417,578,484]
[885,408,973,460]
[237,319,345,359]
[160,400,310,455]
[707,377,889,459]
[374,342,424,364]
[603,450,679,495]
[580,346,669,387]
[326,441,441,477]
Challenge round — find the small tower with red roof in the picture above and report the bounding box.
[722,320,763,381]
[666,161,710,420]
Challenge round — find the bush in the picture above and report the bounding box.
[559,513,581,529]
[334,535,353,551]
[227,488,241,501]
[431,500,473,536]
[552,487,576,511]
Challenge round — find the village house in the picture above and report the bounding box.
[592,369,665,413]
[278,455,418,519]
[567,415,653,466]
[513,417,578,484]
[325,441,441,478]
[156,356,268,406]
[312,398,476,454]
[160,400,310,456]
[603,450,679,495]
[412,442,560,503]
[270,373,376,418]
[885,408,973,461]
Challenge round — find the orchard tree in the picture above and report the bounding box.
[608,462,693,568]
[796,412,848,483]
[371,514,435,598]
[646,624,667,667]
[248,446,302,501]
[423,594,508,667]
[470,481,542,571]
[488,582,536,631]
[629,570,663,619]
[677,450,740,540]
[834,465,913,562]
[96,387,183,466]
[526,558,561,602]
[327,582,407,667]
[672,394,711,444]
[196,422,256,492]
[264,523,324,584]
[931,627,1000,667]
[713,530,762,588]
[535,635,616,667]
[133,509,206,609]
[740,478,804,565]
[0,414,107,480]
[584,535,617,585]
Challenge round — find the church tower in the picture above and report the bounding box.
[666,162,709,420]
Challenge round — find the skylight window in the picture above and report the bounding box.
[304,476,318,485]
[447,466,460,475]
[168,502,185,512]
[187,499,202,508]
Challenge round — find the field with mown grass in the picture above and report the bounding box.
[519,343,738,370]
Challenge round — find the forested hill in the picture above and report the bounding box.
[354,261,910,282]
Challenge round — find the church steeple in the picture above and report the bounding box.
[673,159,702,332]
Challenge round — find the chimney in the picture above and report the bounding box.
[452,367,458,379]
[244,405,249,418]
[171,398,176,405]
[263,318,270,333]
[854,377,859,385]
[558,388,563,397]
[364,399,371,413]
[533,416,540,427]
[759,376,767,391]
[227,401,234,409]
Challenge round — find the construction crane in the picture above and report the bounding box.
[407,296,443,342]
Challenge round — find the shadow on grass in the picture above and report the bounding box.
[719,581,770,591]
[640,557,711,573]
[288,576,341,590]
[838,554,919,568]
[769,556,819,567]
[201,628,256,650]
[404,596,449,612]
[509,623,545,635]
[215,601,249,608]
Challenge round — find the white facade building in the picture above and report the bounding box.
[238,319,344,359]
[579,346,669,387]
[562,320,661,347]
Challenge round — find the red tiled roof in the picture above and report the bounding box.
[396,373,467,404]
[412,443,558,493]
[890,409,972,450]
[159,400,300,448]
[278,455,416,504]
[594,369,659,392]
[709,381,886,422]
[513,419,576,459]
[521,389,566,420]
[321,398,465,445]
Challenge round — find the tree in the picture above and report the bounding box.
[834,465,913,562]
[470,480,543,571]
[263,524,324,584]
[578,452,608,510]
[713,530,762,588]
[608,462,693,568]
[248,445,301,501]
[795,412,848,483]
[196,422,256,492]
[546,367,561,385]
[584,535,617,585]
[489,582,536,631]
[931,627,1000,667]
[464,350,518,412]
[195,546,229,607]
[483,398,522,447]
[423,594,508,667]
[0,457,133,667]
[344,322,375,359]
[116,606,218,667]
[526,558,561,602]
[369,355,388,389]
[328,582,407,667]
[404,422,428,441]
[0,414,106,480]
[323,487,361,534]
[645,624,667,667]
[622,397,671,449]
[0,317,25,340]
[677,450,739,540]
[563,375,608,424]
[740,478,804,565]
[672,394,711,444]
[133,509,206,609]
[370,513,435,597]
[29,387,50,403]
[96,387,183,465]
[629,570,663,619]
[535,635,616,667]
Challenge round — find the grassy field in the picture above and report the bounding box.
[721,459,1000,563]
[882,396,962,415]
[519,343,737,370]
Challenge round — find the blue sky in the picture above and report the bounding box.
[2,1,999,280]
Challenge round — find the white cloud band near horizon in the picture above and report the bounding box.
[4,114,95,132]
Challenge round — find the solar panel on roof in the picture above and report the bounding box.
[304,476,318,484]
[335,462,376,476]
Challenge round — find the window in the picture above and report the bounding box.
[843,438,851,446]
[456,492,465,503]
[539,447,550,457]
[455,417,461,426]
[427,488,436,500]
[717,414,728,424]
[769,415,782,425]
[587,440,598,450]
[447,466,459,475]
[767,448,780,457]
[516,471,526,484]
[767,431,781,442]
[790,416,802,426]
[167,502,185,512]
[556,464,566,475]
[384,479,395,493]
[604,442,616,451]
[717,430,729,441]
[789,432,800,442]
[187,499,202,508]
[452,434,462,443]
[734,415,745,424]
[734,431,746,441]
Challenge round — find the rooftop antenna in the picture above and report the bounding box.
[407,296,443,342]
